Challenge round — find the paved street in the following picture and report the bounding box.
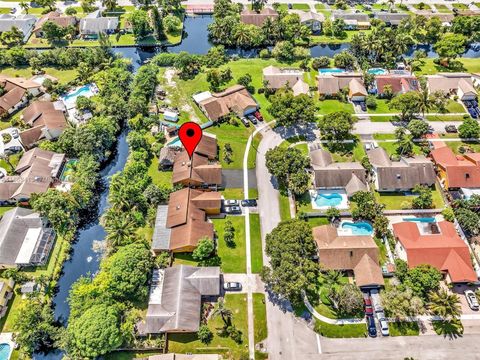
[354,119,463,135]
[255,124,320,360]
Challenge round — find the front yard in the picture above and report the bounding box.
[168,294,249,359]
[314,319,366,338]
[389,321,420,336]
[318,100,354,115]
[250,214,263,274]
[212,216,247,274]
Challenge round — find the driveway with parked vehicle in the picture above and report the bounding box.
[0,127,23,156]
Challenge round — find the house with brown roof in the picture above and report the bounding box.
[197,85,258,121]
[393,220,477,283]
[33,11,78,38]
[426,73,477,100]
[317,73,365,99]
[172,151,222,188]
[430,145,480,190]
[313,225,384,288]
[19,101,68,149]
[152,188,221,253]
[263,65,310,96]
[309,147,367,197]
[0,76,42,116]
[374,73,419,96]
[0,148,65,204]
[367,147,436,192]
[240,7,279,27]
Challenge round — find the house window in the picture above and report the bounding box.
[466,173,470,179]
[349,251,353,257]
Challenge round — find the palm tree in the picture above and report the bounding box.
[19,1,30,14]
[417,84,432,117]
[428,289,462,319]
[102,211,138,248]
[212,298,233,327]
[434,318,464,338]
[322,270,342,287]
[102,0,118,12]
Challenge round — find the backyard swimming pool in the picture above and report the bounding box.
[60,159,78,182]
[318,68,346,74]
[367,68,387,75]
[340,221,374,236]
[0,343,11,360]
[61,84,96,109]
[167,137,182,147]
[310,189,349,210]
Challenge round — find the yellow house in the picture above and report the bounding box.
[0,279,14,318]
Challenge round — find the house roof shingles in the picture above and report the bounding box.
[240,7,279,26]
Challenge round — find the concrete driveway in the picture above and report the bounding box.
[222,273,265,294]
[0,127,23,156]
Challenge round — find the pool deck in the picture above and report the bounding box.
[0,333,14,360]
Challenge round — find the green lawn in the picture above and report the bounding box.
[250,214,263,274]
[279,188,291,221]
[318,100,354,115]
[389,321,420,336]
[314,319,366,338]
[147,156,173,188]
[293,143,309,156]
[444,99,466,113]
[248,132,263,169]
[434,4,452,12]
[0,206,14,216]
[168,294,249,359]
[415,58,480,76]
[172,252,197,266]
[452,3,468,9]
[278,3,310,10]
[306,217,329,227]
[375,184,445,210]
[427,114,469,121]
[221,188,244,200]
[0,8,11,13]
[0,289,23,332]
[0,67,77,84]
[377,140,424,157]
[311,30,372,44]
[367,99,398,114]
[213,216,246,273]
[446,140,480,154]
[413,3,431,10]
[369,115,396,122]
[328,140,366,163]
[253,293,267,345]
[27,7,49,14]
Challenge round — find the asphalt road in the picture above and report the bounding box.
[255,124,320,360]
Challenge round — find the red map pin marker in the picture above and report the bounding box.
[178,122,203,158]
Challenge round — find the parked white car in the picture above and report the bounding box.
[379,318,389,336]
[465,290,479,310]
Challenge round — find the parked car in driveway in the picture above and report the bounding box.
[364,297,373,316]
[465,290,479,310]
[224,199,239,207]
[254,111,263,121]
[247,114,257,125]
[445,125,457,133]
[379,318,389,336]
[224,282,242,291]
[225,206,242,214]
[366,315,377,337]
[241,117,250,127]
[10,129,19,139]
[241,199,257,207]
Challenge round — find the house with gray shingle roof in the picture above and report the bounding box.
[79,10,118,38]
[137,265,220,334]
[0,207,55,268]
[0,14,37,42]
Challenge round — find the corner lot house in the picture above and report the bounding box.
[427,73,477,100]
[290,10,325,32]
[310,147,367,197]
[374,73,419,96]
[195,85,258,121]
[33,11,78,38]
[152,187,221,253]
[317,73,364,98]
[263,65,310,96]
[79,10,119,38]
[138,265,220,334]
[0,148,65,203]
[313,225,384,288]
[19,101,67,149]
[0,14,37,42]
[393,220,477,283]
[367,147,435,192]
[0,279,14,318]
[0,207,55,268]
[0,76,42,116]
[431,146,480,190]
[240,7,279,26]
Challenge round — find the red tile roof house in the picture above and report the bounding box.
[374,73,419,96]
[393,220,477,283]
[430,146,480,190]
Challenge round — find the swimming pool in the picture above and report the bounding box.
[341,221,374,236]
[60,159,78,182]
[319,68,346,74]
[310,189,349,210]
[167,137,182,147]
[61,84,95,109]
[315,193,343,207]
[367,68,387,75]
[403,217,436,223]
[0,343,11,360]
